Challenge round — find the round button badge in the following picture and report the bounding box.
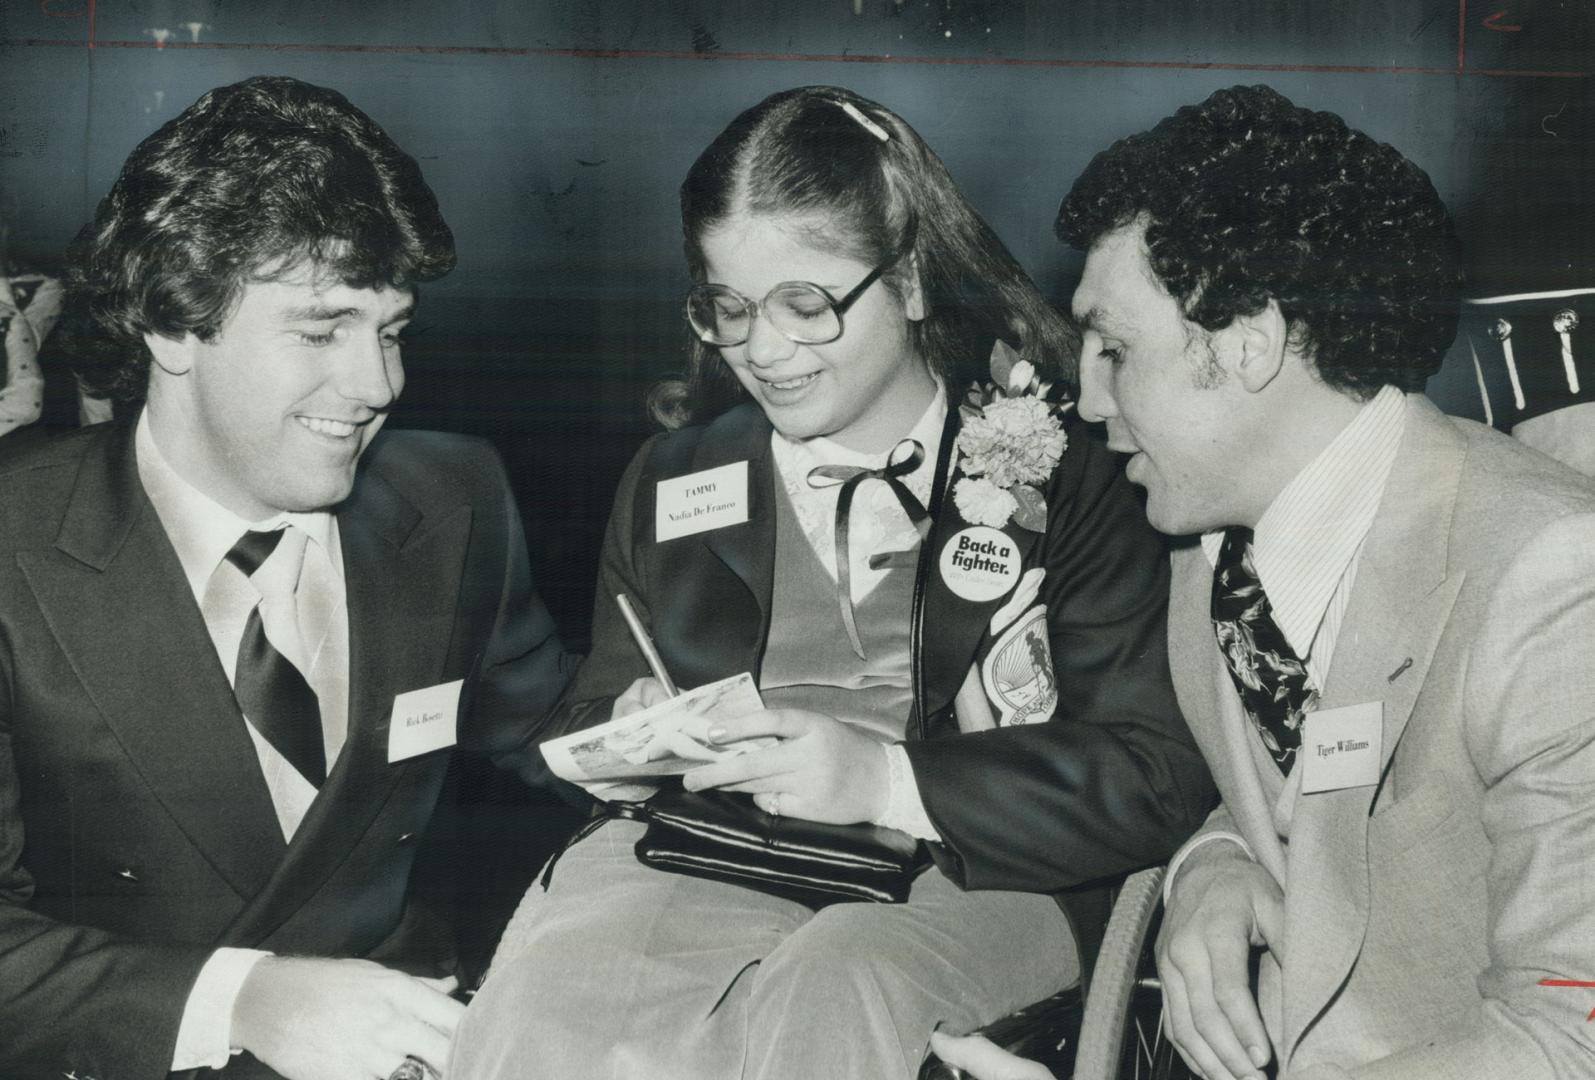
[939,526,1021,602]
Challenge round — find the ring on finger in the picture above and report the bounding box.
[768,792,782,817]
[388,1056,436,1080]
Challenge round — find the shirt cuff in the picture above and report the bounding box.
[171,947,273,1071]
[874,743,943,841]
[1163,832,1256,905]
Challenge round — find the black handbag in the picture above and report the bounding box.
[632,786,930,908]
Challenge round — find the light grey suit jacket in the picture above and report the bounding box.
[1166,394,1595,1079]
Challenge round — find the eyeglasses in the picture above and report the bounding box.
[686,219,918,347]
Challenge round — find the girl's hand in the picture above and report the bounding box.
[927,1032,1057,1080]
[611,677,672,719]
[681,709,890,825]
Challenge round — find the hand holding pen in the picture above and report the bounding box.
[612,593,679,717]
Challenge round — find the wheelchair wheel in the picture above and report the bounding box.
[1072,866,1198,1080]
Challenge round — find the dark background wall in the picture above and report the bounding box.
[3,1,1592,650]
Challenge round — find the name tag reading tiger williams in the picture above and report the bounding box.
[656,462,749,542]
[1300,701,1383,794]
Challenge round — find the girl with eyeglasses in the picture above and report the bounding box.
[453,86,1212,1080]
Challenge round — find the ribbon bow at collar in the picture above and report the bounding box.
[806,438,931,660]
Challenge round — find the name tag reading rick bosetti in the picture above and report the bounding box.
[388,679,464,763]
[656,462,749,542]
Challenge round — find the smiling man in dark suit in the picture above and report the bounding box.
[0,76,567,1080]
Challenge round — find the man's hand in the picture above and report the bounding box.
[927,1031,1057,1080]
[1156,843,1284,1080]
[231,956,464,1080]
[612,676,671,719]
[681,709,890,824]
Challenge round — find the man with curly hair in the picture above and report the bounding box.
[1053,85,1595,1079]
[0,77,567,1080]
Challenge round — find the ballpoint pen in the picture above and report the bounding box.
[616,592,680,698]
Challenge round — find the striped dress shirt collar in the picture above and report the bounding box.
[1201,384,1408,669]
[134,409,340,598]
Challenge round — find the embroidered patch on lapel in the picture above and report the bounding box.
[981,604,1057,726]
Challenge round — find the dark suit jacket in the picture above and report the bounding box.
[551,402,1215,897]
[0,422,567,1080]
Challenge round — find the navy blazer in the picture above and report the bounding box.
[0,422,567,1080]
[550,402,1214,896]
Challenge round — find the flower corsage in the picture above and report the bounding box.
[953,340,1073,531]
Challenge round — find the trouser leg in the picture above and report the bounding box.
[451,822,1077,1080]
[449,820,811,1080]
[741,865,1079,1080]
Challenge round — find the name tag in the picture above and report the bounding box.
[388,679,464,763]
[656,462,749,542]
[1300,701,1383,794]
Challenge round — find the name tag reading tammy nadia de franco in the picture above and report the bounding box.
[1300,700,1383,794]
[655,462,750,542]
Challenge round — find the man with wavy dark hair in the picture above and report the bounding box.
[0,76,567,1080]
[1052,85,1595,1080]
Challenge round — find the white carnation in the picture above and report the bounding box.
[953,477,1018,528]
[958,395,1066,488]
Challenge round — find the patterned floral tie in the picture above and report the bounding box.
[1211,527,1316,775]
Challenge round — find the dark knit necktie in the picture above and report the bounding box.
[1211,527,1316,775]
[227,528,326,787]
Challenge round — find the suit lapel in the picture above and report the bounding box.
[630,404,780,686]
[17,425,286,900]
[1280,397,1468,1057]
[917,409,1048,717]
[1315,398,1467,760]
[1167,543,1289,885]
[697,406,778,633]
[221,460,469,946]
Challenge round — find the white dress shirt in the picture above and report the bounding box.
[135,411,352,1070]
[768,386,947,840]
[1169,385,1408,892]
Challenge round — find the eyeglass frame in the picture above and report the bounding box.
[685,216,920,348]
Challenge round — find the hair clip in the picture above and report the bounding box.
[839,101,890,143]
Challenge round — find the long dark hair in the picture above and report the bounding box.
[655,85,1077,428]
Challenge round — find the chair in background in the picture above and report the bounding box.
[1461,288,1595,479]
